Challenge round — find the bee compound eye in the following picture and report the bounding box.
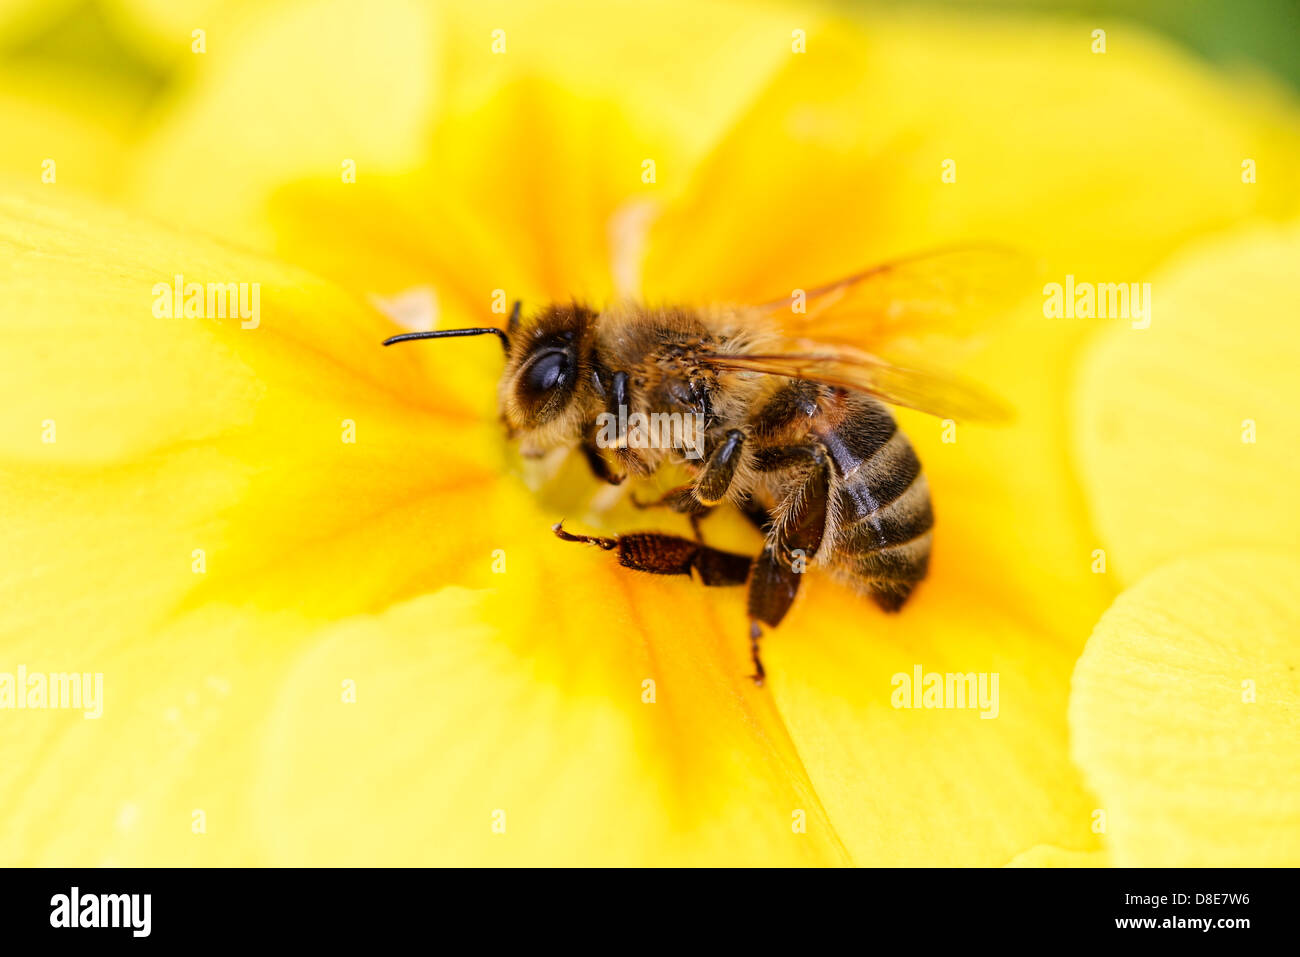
[524,349,572,394]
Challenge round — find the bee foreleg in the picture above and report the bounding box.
[551,523,751,586]
[694,428,745,506]
[626,428,746,540]
[630,485,714,541]
[581,440,625,485]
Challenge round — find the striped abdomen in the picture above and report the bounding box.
[814,395,933,611]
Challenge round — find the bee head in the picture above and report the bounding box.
[382,300,597,446]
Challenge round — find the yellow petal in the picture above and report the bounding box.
[0,186,498,681]
[0,0,76,43]
[257,583,850,866]
[763,562,1104,866]
[0,190,509,854]
[645,13,1300,303]
[128,0,442,252]
[0,63,137,196]
[1074,225,1300,584]
[103,0,244,67]
[1069,551,1300,866]
[265,80,667,312]
[1006,845,1110,868]
[1,605,322,865]
[128,0,794,288]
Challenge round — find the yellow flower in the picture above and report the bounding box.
[1,0,1298,865]
[1071,551,1300,867]
[1068,224,1300,865]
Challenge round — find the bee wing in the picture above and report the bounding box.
[755,243,1036,360]
[704,344,1012,423]
[712,244,1035,421]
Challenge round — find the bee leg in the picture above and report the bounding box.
[694,429,745,506]
[748,620,767,686]
[581,440,625,485]
[742,546,807,689]
[551,523,752,586]
[746,543,799,636]
[630,429,745,514]
[613,446,653,480]
[630,486,714,541]
[625,429,745,542]
[743,444,832,685]
[738,494,773,536]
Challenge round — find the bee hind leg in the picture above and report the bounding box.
[741,444,833,686]
[554,521,775,686]
[551,522,752,586]
[747,620,766,686]
[744,547,804,688]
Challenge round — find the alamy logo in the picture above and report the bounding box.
[152,274,260,328]
[595,405,706,460]
[891,664,999,718]
[1042,275,1151,329]
[0,665,102,718]
[50,887,151,937]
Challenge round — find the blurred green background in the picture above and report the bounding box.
[878,0,1300,89]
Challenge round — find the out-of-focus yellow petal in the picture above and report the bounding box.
[0,187,497,691]
[643,13,1300,301]
[266,80,664,314]
[761,560,1104,866]
[0,186,484,460]
[129,0,793,283]
[0,189,485,863]
[1006,845,1109,867]
[258,581,849,866]
[1074,225,1300,585]
[1,605,323,865]
[0,63,137,195]
[0,0,76,44]
[103,0,248,66]
[433,0,792,163]
[1069,552,1300,866]
[128,0,441,251]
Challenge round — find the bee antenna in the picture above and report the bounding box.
[381,327,510,355]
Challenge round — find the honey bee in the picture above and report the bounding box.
[383,246,1026,684]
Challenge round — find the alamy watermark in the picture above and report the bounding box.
[595,405,706,460]
[152,274,260,328]
[891,664,998,718]
[1043,275,1151,329]
[50,887,150,937]
[0,665,103,718]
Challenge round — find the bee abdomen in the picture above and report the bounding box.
[837,474,933,555]
[817,401,933,610]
